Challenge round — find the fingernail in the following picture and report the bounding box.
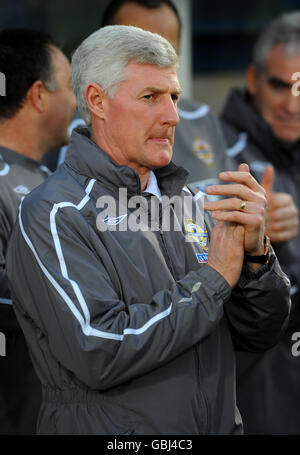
[206,186,215,193]
[219,172,230,179]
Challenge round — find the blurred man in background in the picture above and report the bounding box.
[221,11,300,434]
[0,28,76,433]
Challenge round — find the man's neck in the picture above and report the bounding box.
[140,172,151,192]
[0,117,45,161]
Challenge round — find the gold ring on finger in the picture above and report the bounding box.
[240,201,246,210]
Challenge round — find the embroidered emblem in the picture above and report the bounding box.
[103,214,128,226]
[13,185,30,195]
[192,138,214,167]
[196,253,209,263]
[184,219,209,263]
[185,219,208,247]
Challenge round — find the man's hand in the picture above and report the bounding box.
[204,163,267,257]
[261,165,299,244]
[207,221,245,288]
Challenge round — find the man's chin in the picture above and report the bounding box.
[55,134,71,150]
[152,151,173,169]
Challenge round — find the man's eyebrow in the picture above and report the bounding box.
[267,76,293,88]
[141,86,182,95]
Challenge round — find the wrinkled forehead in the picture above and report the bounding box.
[262,43,300,75]
[122,61,181,91]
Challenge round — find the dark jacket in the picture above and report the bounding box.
[0,146,50,434]
[6,128,290,435]
[221,88,300,434]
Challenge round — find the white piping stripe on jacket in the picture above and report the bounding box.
[290,285,298,296]
[226,132,248,157]
[57,118,86,167]
[193,190,206,201]
[0,298,13,305]
[18,179,173,341]
[178,104,210,120]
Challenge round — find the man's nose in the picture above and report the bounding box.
[285,91,300,114]
[161,96,180,126]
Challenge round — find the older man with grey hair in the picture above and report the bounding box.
[221,11,300,434]
[6,25,290,435]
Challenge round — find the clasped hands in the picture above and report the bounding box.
[204,163,267,288]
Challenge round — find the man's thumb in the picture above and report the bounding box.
[261,165,274,196]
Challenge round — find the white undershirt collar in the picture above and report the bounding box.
[143,171,162,201]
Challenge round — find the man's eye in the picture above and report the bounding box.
[143,94,153,100]
[171,94,179,103]
[271,82,284,90]
[268,78,289,90]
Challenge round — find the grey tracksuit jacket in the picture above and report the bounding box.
[6,128,290,435]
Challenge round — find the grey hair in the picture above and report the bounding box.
[253,11,300,75]
[71,25,178,129]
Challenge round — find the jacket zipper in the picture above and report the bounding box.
[158,228,177,278]
[157,204,177,278]
[158,200,211,433]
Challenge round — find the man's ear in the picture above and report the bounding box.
[85,83,106,120]
[246,65,258,96]
[27,80,49,113]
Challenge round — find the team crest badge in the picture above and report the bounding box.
[185,219,208,246]
[192,138,214,167]
[184,219,209,263]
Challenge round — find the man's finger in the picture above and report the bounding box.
[217,170,264,194]
[206,183,266,204]
[238,163,250,173]
[267,203,299,221]
[210,209,263,227]
[205,198,261,214]
[268,192,296,209]
[267,227,299,244]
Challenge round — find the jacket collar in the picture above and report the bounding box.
[0,145,43,170]
[65,127,189,197]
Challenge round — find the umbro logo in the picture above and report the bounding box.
[14,185,30,195]
[103,214,128,226]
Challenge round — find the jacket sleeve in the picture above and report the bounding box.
[6,200,233,390]
[224,248,291,352]
[0,206,12,300]
[0,205,20,332]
